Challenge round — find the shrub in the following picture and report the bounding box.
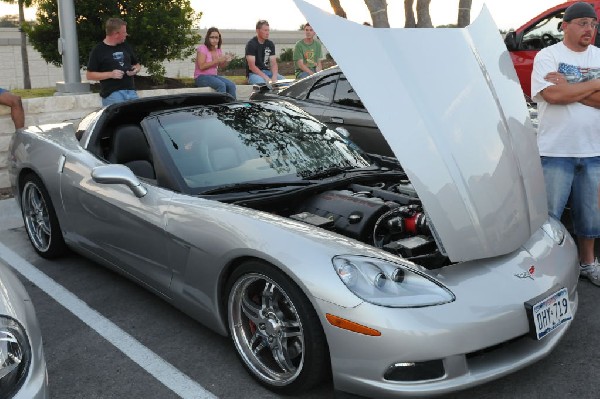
[279,48,293,62]
[224,52,246,71]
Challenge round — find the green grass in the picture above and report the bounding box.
[229,75,250,84]
[177,77,195,86]
[12,87,57,98]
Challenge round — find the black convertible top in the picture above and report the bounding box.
[81,92,235,158]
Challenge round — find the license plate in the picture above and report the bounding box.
[524,287,572,340]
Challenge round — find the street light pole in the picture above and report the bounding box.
[56,0,89,94]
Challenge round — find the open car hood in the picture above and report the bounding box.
[294,0,547,262]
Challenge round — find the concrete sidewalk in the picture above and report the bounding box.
[0,198,22,231]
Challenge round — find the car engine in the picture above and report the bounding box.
[287,180,448,269]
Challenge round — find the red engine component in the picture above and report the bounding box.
[385,205,429,235]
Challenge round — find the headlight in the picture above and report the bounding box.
[0,317,31,398]
[542,216,565,245]
[333,255,454,307]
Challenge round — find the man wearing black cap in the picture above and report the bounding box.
[532,1,600,286]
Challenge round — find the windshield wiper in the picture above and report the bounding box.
[201,181,311,195]
[302,166,368,180]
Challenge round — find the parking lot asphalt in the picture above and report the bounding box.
[0,209,334,399]
[2,196,600,398]
[0,197,21,230]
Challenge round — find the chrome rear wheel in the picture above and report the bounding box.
[21,175,66,258]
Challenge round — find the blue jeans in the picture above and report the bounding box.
[195,75,236,99]
[248,70,285,85]
[541,156,600,237]
[296,67,316,79]
[102,90,139,106]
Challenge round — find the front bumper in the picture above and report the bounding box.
[317,225,579,398]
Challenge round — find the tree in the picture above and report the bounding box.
[404,0,432,28]
[1,0,34,89]
[329,0,347,18]
[404,0,416,28]
[27,0,200,83]
[364,0,389,28]
[457,0,472,28]
[415,0,432,28]
[327,0,388,27]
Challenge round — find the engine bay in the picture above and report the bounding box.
[243,175,449,269]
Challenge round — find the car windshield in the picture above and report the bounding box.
[151,101,371,190]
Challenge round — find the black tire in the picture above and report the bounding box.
[20,174,67,258]
[226,260,330,394]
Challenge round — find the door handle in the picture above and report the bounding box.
[331,117,344,124]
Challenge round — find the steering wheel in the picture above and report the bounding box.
[541,33,558,47]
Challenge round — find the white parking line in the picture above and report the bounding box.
[0,242,217,399]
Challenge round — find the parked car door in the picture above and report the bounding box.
[323,75,392,156]
[507,10,565,100]
[58,146,174,295]
[290,72,393,156]
[506,1,600,99]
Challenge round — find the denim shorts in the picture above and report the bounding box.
[541,156,600,237]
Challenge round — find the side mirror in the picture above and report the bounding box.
[91,164,147,198]
[504,31,518,51]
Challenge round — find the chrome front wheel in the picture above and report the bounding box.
[226,261,328,393]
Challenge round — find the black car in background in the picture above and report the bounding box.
[250,66,394,157]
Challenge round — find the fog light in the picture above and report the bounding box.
[384,359,444,381]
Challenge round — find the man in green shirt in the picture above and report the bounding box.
[293,23,323,79]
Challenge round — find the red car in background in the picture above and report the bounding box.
[505,0,600,100]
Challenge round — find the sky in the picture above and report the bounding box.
[0,0,569,31]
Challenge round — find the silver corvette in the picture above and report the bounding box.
[7,3,579,398]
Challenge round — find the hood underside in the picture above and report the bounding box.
[293,1,547,262]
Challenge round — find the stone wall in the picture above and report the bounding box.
[0,28,74,90]
[0,86,254,189]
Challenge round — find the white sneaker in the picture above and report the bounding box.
[580,260,600,286]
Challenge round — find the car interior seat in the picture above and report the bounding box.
[204,135,243,171]
[174,137,213,176]
[210,147,242,171]
[108,124,156,179]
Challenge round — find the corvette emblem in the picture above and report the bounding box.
[515,265,535,280]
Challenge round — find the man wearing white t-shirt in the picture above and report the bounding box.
[532,1,600,286]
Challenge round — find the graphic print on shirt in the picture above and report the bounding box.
[558,62,600,83]
[264,47,271,68]
[304,49,316,67]
[113,51,125,68]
